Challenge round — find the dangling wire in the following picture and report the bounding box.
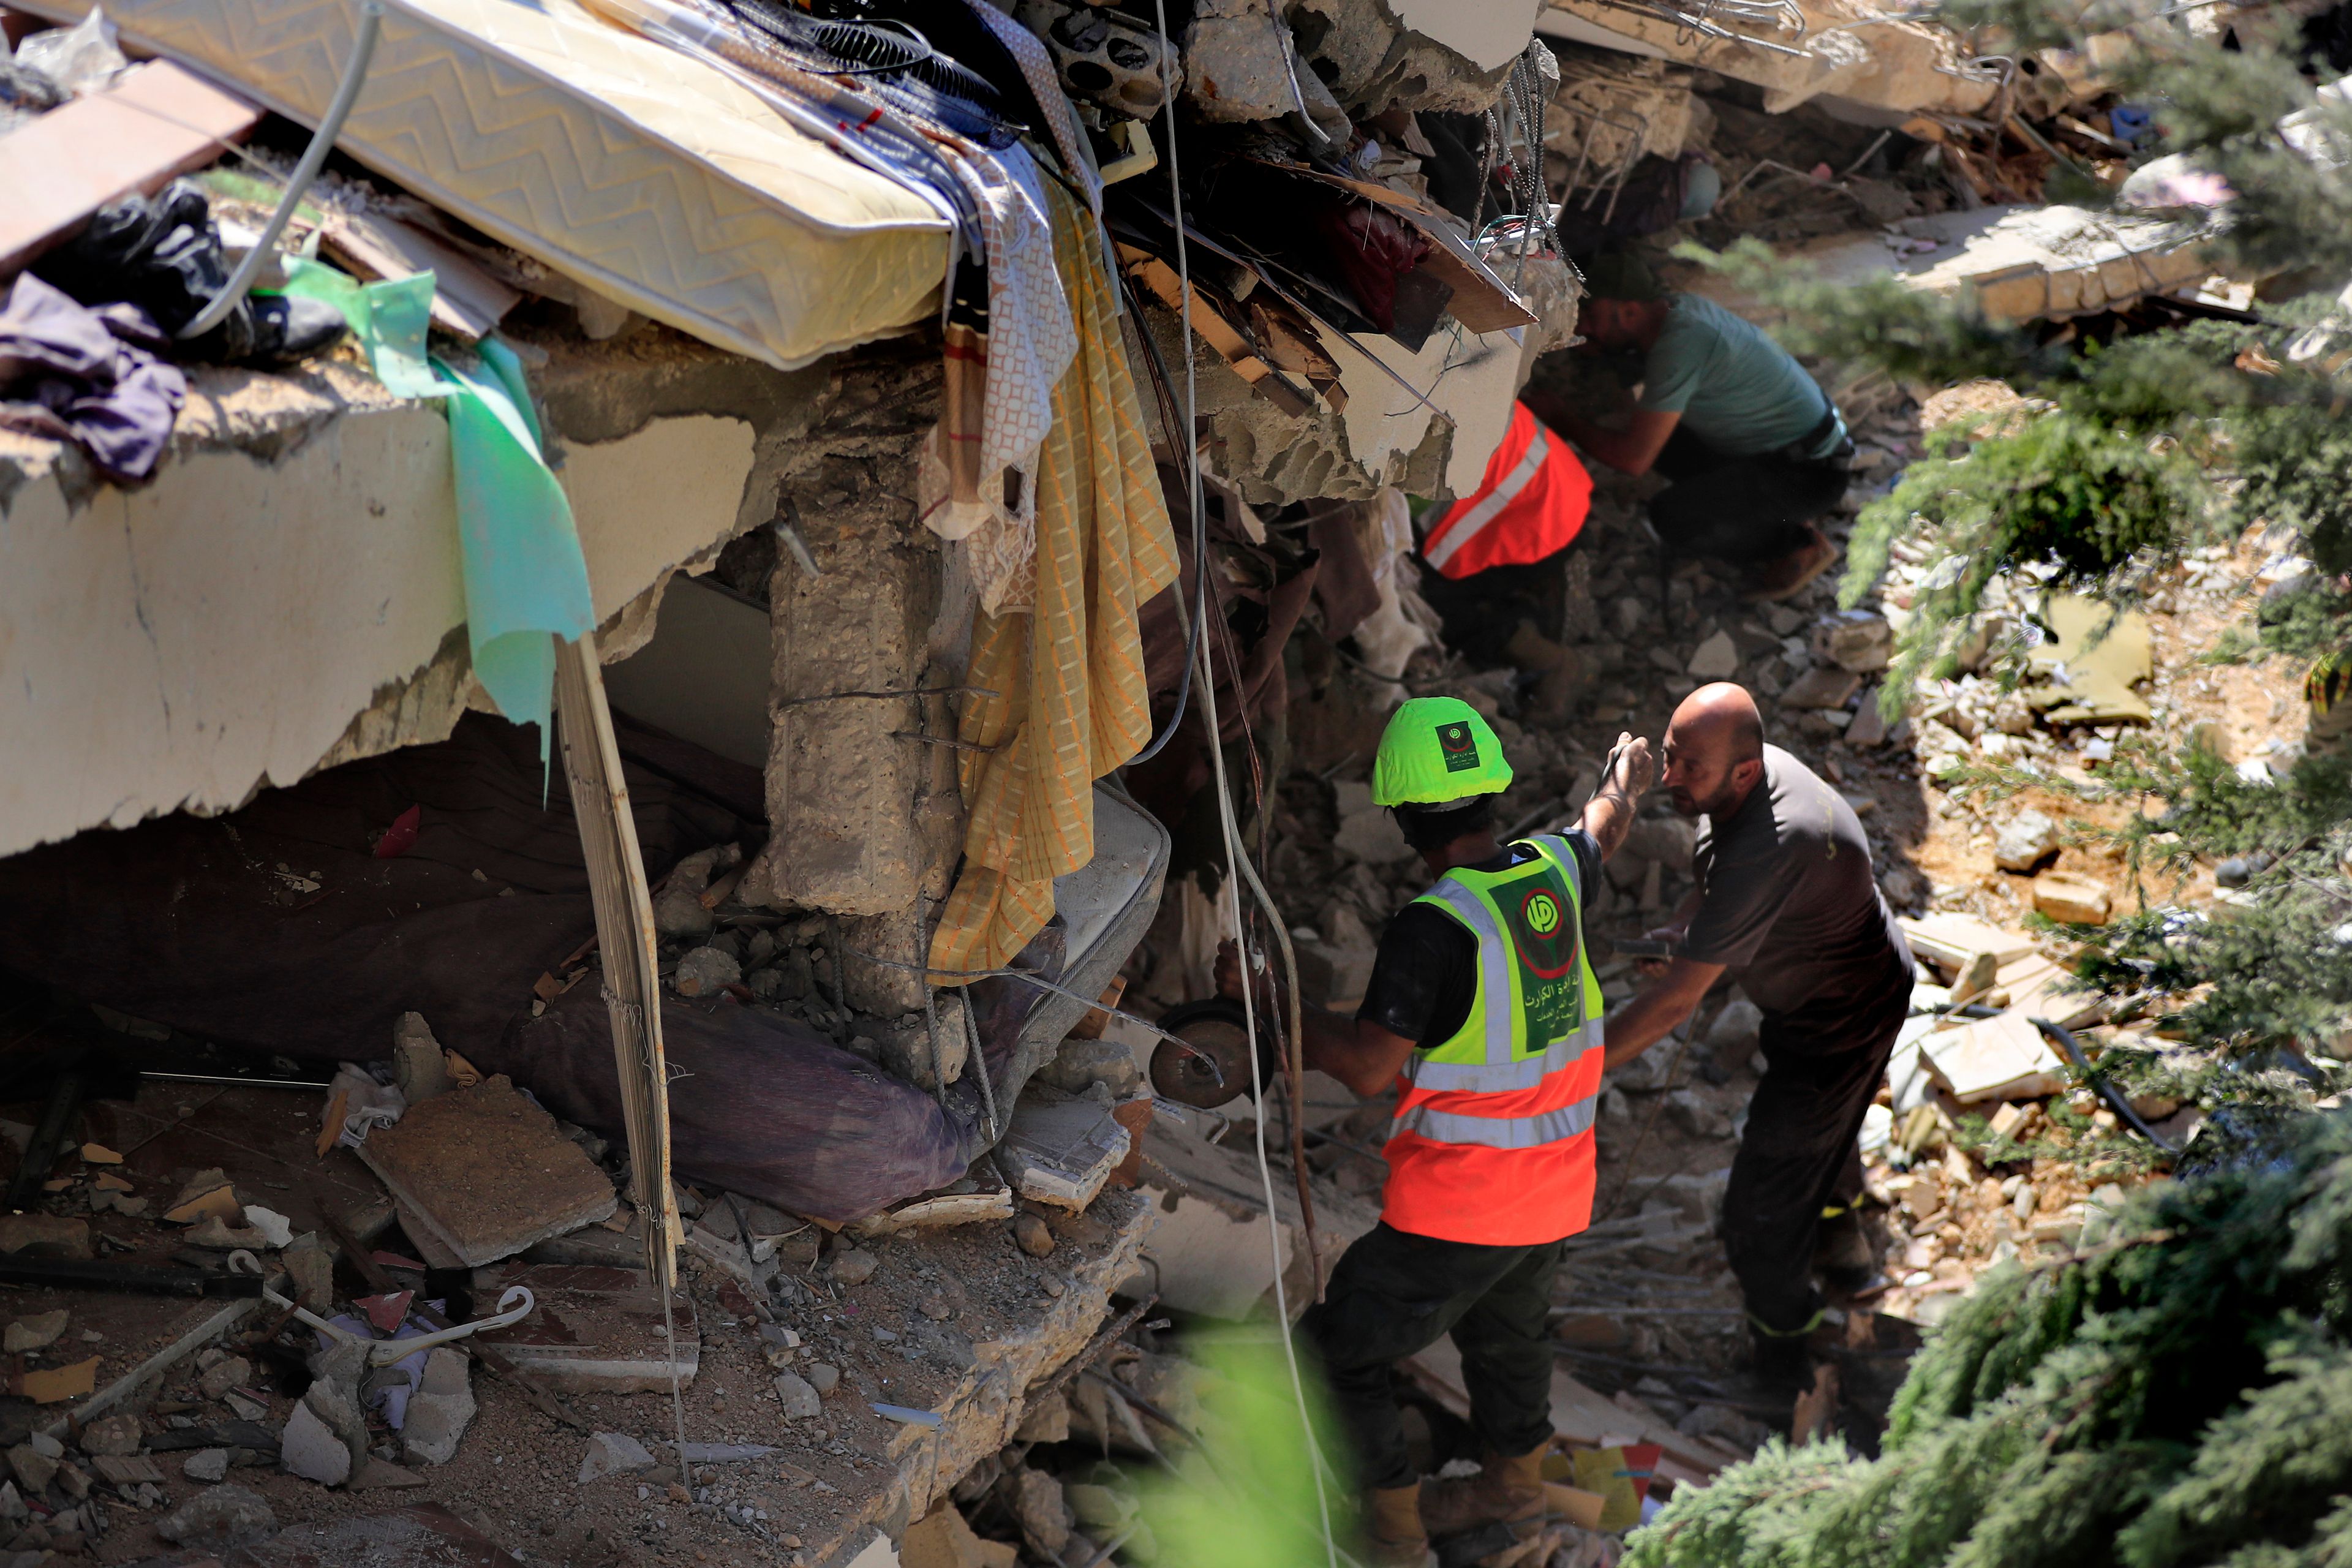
[1147,3,1336,1561]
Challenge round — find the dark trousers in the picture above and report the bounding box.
[1299,1223,1563,1491]
[1649,426,1850,565]
[1720,1011,1902,1336]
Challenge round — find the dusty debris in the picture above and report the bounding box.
[355,1076,618,1266]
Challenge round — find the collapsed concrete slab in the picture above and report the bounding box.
[1690,204,2210,324]
[1537,0,1999,118]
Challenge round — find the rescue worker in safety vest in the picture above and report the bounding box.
[1218,698,1656,1568]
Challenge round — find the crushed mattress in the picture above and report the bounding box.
[10,0,952,369]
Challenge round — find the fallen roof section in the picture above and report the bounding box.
[9,0,953,371]
[1537,0,1999,118]
[1689,204,2210,324]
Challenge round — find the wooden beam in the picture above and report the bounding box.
[553,636,679,1291]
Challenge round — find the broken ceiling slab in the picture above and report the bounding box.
[1546,50,1702,182]
[9,0,951,371]
[1537,0,1997,116]
[1693,205,2211,326]
[1920,1011,2069,1104]
[996,1096,1133,1213]
[355,1076,617,1267]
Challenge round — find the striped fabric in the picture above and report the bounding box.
[927,180,1181,976]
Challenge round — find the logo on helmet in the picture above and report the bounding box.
[1438,722,1480,773]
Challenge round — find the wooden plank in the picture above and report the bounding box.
[0,61,262,273]
[554,636,679,1291]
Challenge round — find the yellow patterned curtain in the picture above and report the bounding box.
[927,180,1180,976]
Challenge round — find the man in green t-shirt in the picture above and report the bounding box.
[1526,252,1852,601]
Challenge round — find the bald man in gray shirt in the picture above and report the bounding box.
[1604,684,1913,1395]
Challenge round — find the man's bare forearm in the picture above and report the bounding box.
[1602,957,1724,1070]
[1298,1006,1417,1098]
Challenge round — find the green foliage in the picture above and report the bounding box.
[1627,1112,2352,1568]
[1139,1335,1344,1568]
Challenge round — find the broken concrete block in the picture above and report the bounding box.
[807,1362,841,1395]
[0,1217,89,1260]
[402,1349,476,1466]
[673,945,742,998]
[282,1234,334,1313]
[355,1075,618,1266]
[1663,1089,1733,1140]
[181,1449,229,1483]
[164,1168,241,1225]
[1922,1012,2067,1104]
[1812,610,1894,673]
[654,848,723,940]
[997,1096,1131,1212]
[156,1484,278,1549]
[1036,1038,1145,1099]
[1780,666,1864,710]
[1008,1466,1073,1558]
[241,1206,294,1250]
[1686,630,1738,680]
[903,1499,1018,1568]
[578,1431,657,1483]
[198,1356,252,1402]
[1332,780,1415,864]
[1014,1391,1071,1444]
[5,1447,54,1496]
[2033,873,2111,924]
[881,1012,967,1093]
[2,1312,66,1354]
[284,1389,360,1485]
[78,1414,140,1458]
[393,1012,452,1103]
[1994,809,2062,872]
[774,1371,822,1422]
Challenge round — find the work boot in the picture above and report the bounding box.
[1740,522,1839,603]
[1814,1207,1880,1296]
[1418,1447,1547,1539]
[1362,1483,1438,1568]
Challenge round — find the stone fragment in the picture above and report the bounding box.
[1812,609,1894,673]
[1012,1212,1056,1259]
[806,1362,840,1394]
[1014,1391,1071,1444]
[182,1449,229,1483]
[1686,630,1738,679]
[880,1010,967,1093]
[2,1313,66,1354]
[578,1431,657,1483]
[77,1143,121,1166]
[243,1205,295,1249]
[1706,998,1763,1057]
[1036,1038,1144,1098]
[1845,686,1890,747]
[279,1401,352,1487]
[164,1169,241,1225]
[829,1248,879,1286]
[1994,809,2062,872]
[1663,1089,1733,1140]
[1781,666,1864,710]
[78,1414,140,1457]
[156,1483,278,1548]
[393,1012,452,1103]
[198,1356,252,1402]
[4,1447,54,1496]
[2032,873,2112,925]
[303,1373,371,1473]
[773,1372,822,1422]
[51,1459,86,1499]
[917,1294,952,1321]
[1008,1466,1072,1558]
[673,946,742,998]
[402,1349,477,1466]
[184,1215,270,1250]
[23,1436,56,1464]
[0,1217,89,1261]
[654,848,722,940]
[282,1235,334,1313]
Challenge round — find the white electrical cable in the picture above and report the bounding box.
[1147,3,1336,1559]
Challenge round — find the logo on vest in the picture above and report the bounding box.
[1438,722,1479,772]
[1509,880,1578,981]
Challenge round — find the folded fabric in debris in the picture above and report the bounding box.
[326,1067,407,1150]
[0,273,185,481]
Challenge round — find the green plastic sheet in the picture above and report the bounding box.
[282,259,594,756]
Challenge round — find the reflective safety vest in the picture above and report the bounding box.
[1418,401,1593,581]
[1381,835,1607,1246]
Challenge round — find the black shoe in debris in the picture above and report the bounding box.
[36,179,348,366]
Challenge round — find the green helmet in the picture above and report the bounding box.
[1371,697,1513,807]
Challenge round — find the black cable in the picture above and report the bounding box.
[2037,1017,2179,1153]
[1123,268,1209,767]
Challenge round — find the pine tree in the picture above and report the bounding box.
[1625,1,2352,1558]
